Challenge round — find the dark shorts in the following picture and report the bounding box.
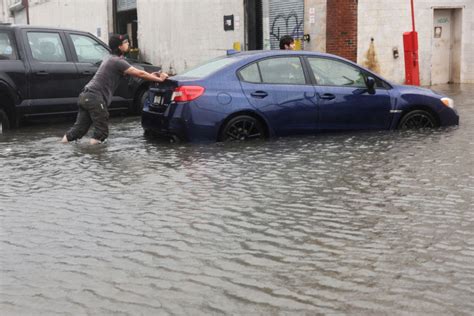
[65,92,109,142]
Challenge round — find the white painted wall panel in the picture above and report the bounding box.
[304,0,326,53]
[24,0,110,42]
[0,0,5,22]
[358,0,474,85]
[137,0,245,74]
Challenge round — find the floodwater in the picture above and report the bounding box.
[1,84,473,315]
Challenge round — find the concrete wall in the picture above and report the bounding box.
[15,0,110,42]
[303,0,326,52]
[137,0,245,74]
[0,0,5,22]
[358,0,474,85]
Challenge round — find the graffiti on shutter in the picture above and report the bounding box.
[269,0,304,49]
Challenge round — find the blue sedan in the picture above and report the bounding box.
[141,50,459,142]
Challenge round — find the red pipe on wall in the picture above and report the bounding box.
[403,0,420,86]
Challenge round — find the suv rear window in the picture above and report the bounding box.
[0,32,17,60]
[179,56,238,78]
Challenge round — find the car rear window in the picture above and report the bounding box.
[179,56,238,78]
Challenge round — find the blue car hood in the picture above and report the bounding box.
[393,84,445,98]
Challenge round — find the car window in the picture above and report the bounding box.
[308,57,366,87]
[70,34,109,63]
[258,57,306,85]
[27,32,67,62]
[239,63,261,83]
[0,31,17,60]
[180,56,239,78]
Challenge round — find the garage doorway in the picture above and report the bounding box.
[431,8,462,85]
[245,0,263,50]
[113,0,138,52]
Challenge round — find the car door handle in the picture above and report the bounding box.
[320,93,335,100]
[35,71,49,76]
[81,71,93,75]
[251,91,268,98]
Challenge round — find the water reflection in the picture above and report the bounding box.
[1,85,473,315]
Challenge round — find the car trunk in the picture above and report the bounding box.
[147,77,204,113]
[147,79,179,114]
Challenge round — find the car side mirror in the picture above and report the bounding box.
[366,76,376,94]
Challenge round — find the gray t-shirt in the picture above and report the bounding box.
[84,55,131,106]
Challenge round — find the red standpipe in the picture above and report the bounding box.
[403,0,420,86]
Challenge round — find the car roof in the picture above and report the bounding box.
[229,50,338,59]
[0,24,91,34]
[212,50,392,88]
[226,50,366,70]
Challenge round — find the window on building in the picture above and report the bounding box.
[70,34,109,63]
[0,32,18,60]
[27,32,67,62]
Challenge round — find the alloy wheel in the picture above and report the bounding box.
[221,115,265,141]
[399,110,437,129]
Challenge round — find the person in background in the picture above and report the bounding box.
[279,35,295,50]
[61,34,168,145]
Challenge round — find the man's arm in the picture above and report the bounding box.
[124,66,169,82]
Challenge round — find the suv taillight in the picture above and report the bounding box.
[172,86,205,102]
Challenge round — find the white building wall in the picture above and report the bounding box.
[0,0,14,23]
[0,0,5,22]
[358,0,474,85]
[262,0,271,50]
[19,0,110,43]
[137,0,245,74]
[304,0,326,52]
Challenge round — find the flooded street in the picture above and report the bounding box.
[1,84,473,315]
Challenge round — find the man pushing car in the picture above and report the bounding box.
[61,34,168,145]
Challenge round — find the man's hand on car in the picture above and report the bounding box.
[153,71,169,81]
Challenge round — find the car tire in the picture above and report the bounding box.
[131,89,149,115]
[398,110,439,129]
[219,115,266,142]
[0,109,10,134]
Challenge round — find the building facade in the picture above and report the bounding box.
[3,0,473,85]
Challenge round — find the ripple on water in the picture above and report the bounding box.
[1,91,474,314]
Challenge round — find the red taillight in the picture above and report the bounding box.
[172,86,205,102]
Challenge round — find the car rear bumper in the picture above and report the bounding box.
[141,103,224,142]
[142,106,187,141]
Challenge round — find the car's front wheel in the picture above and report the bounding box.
[219,115,266,142]
[398,110,438,129]
[0,109,10,134]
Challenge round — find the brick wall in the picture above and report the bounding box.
[326,0,358,61]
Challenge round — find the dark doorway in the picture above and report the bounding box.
[113,0,138,50]
[245,0,263,50]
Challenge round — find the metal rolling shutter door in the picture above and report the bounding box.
[269,0,304,50]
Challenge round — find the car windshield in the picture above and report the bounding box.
[179,56,239,78]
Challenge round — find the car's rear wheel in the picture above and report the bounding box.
[0,109,10,134]
[398,110,438,129]
[219,115,266,142]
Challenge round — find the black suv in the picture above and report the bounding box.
[0,24,160,132]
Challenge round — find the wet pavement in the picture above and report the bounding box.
[1,84,473,315]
